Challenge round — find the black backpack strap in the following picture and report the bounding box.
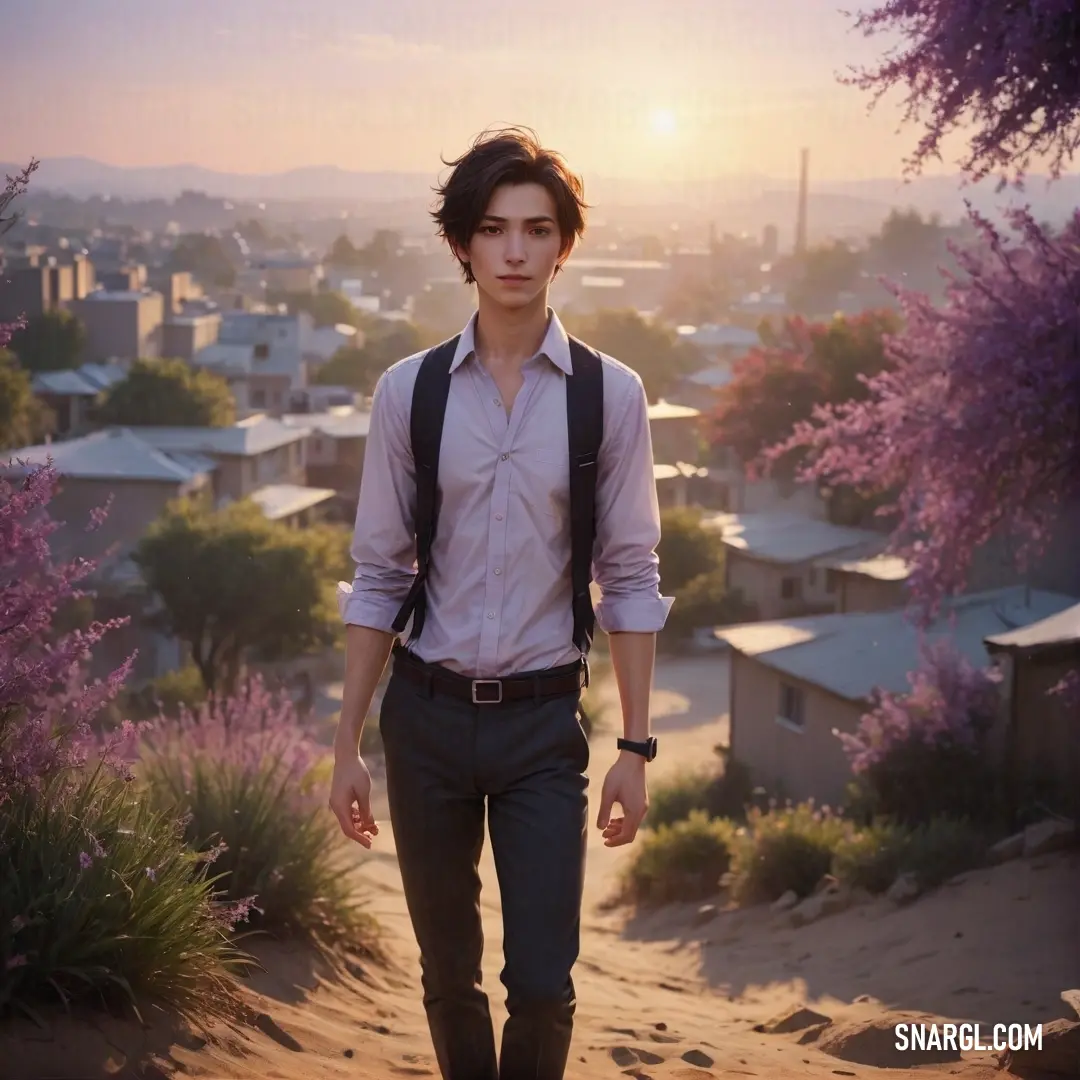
[566,337,605,658]
[390,335,460,643]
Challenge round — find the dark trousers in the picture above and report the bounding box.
[379,656,590,1080]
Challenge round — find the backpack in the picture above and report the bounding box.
[390,333,604,658]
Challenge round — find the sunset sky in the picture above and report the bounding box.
[5,0,988,184]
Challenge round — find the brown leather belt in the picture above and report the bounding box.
[391,643,588,705]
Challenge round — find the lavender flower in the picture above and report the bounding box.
[0,464,133,799]
[838,640,1002,774]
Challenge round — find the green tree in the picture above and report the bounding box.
[656,507,727,594]
[787,241,863,316]
[562,308,704,402]
[133,499,344,694]
[9,310,86,373]
[169,233,237,288]
[94,358,236,427]
[314,319,432,393]
[0,351,54,449]
[325,234,363,268]
[266,288,361,328]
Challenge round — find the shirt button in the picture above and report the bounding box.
[493,398,501,406]
[500,452,509,461]
[486,611,495,619]
[495,513,503,521]
[494,568,501,575]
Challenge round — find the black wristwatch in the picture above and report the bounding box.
[617,736,658,762]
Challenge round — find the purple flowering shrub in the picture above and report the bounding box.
[139,678,378,953]
[0,464,133,797]
[838,640,1004,827]
[0,465,252,1020]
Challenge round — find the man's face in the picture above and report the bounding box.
[458,182,568,309]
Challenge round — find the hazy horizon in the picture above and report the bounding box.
[4,0,1052,186]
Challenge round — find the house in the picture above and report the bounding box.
[667,323,759,410]
[30,362,127,437]
[1,428,214,685]
[654,462,712,511]
[68,288,165,362]
[647,400,703,464]
[192,310,307,415]
[298,314,360,370]
[715,586,1079,806]
[813,552,912,614]
[123,414,335,526]
[1,427,213,564]
[705,510,886,620]
[281,406,370,517]
[701,444,830,520]
[985,601,1080,816]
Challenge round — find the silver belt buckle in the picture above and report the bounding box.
[471,679,503,704]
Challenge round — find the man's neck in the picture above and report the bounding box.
[473,290,551,373]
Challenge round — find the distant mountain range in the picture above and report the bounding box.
[6,155,1079,229]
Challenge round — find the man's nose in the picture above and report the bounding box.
[504,231,526,262]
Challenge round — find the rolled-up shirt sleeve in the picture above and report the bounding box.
[592,371,675,633]
[336,367,418,631]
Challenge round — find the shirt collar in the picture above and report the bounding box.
[449,307,574,376]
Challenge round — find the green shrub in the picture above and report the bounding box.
[1,767,250,1024]
[150,663,208,712]
[703,753,756,822]
[140,678,379,955]
[646,769,716,830]
[728,802,847,903]
[832,821,911,893]
[901,817,988,888]
[657,507,726,594]
[641,753,755,832]
[620,810,735,907]
[665,571,758,639]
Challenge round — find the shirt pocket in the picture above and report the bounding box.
[521,448,569,518]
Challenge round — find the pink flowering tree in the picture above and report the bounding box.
[844,0,1080,184]
[766,0,1080,714]
[769,206,1080,615]
[0,161,40,351]
[837,640,1003,826]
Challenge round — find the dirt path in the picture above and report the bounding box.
[6,654,1075,1079]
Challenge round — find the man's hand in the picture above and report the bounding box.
[596,752,649,847]
[328,751,380,848]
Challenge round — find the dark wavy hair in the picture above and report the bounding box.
[431,126,589,285]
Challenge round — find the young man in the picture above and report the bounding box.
[328,126,672,1080]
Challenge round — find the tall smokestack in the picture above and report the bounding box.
[795,147,809,257]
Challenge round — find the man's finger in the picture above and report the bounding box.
[330,795,372,846]
[596,789,615,830]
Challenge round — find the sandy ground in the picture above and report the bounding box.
[4,653,1078,1080]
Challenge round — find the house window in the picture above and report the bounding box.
[807,568,817,587]
[780,575,801,600]
[777,682,805,731]
[254,343,270,360]
[251,388,267,407]
[825,570,839,593]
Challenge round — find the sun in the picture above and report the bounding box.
[648,107,678,135]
